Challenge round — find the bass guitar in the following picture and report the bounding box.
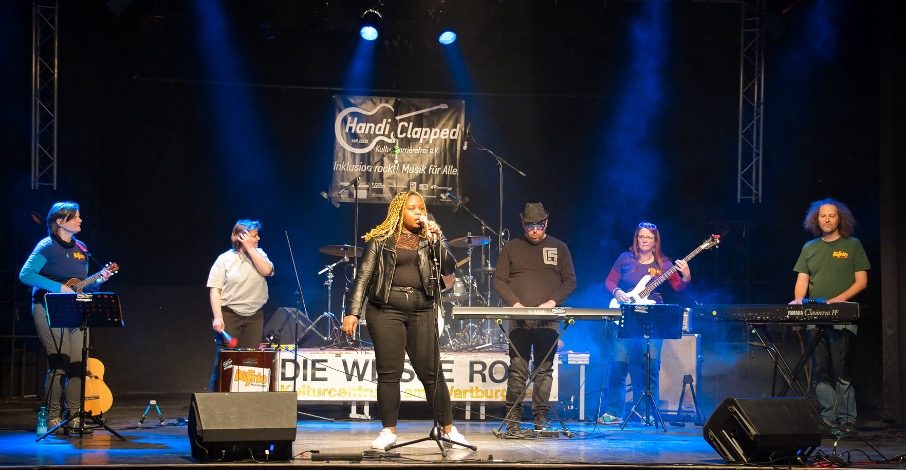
[84,357,114,415]
[609,235,719,308]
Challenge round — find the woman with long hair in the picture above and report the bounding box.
[341,190,472,451]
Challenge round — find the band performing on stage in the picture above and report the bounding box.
[15,191,871,466]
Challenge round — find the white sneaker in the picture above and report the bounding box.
[443,425,473,450]
[371,428,397,450]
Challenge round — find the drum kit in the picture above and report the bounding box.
[315,234,504,351]
[441,234,505,351]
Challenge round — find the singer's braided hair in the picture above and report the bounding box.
[363,190,426,242]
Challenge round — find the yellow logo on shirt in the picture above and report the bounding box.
[833,251,849,259]
[73,251,86,261]
[648,267,662,276]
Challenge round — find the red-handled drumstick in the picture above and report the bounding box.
[222,330,239,348]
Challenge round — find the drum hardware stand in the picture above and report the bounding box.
[320,261,371,350]
[306,257,345,344]
[139,400,165,426]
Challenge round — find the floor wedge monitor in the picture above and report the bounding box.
[188,391,297,462]
[703,397,822,464]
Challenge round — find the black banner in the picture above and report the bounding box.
[329,95,464,205]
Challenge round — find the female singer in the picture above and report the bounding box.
[342,190,472,450]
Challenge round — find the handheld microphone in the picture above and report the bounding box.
[444,192,457,200]
[418,215,436,243]
[463,122,471,150]
[222,330,239,348]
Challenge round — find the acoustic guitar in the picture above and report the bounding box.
[84,357,114,415]
[64,262,119,292]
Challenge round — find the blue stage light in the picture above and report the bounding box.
[438,30,457,45]
[360,8,381,41]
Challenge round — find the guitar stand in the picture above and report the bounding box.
[491,318,574,439]
[139,399,165,426]
[670,374,703,426]
[38,293,126,441]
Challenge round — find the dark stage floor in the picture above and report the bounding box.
[1,393,905,469]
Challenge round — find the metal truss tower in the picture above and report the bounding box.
[737,0,765,203]
[31,0,59,190]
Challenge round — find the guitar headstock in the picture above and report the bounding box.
[701,235,720,250]
[104,262,120,275]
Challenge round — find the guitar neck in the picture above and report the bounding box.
[71,271,104,292]
[70,263,117,292]
[638,247,701,298]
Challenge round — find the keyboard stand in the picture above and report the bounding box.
[491,318,575,438]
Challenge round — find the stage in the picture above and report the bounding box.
[1,393,904,469]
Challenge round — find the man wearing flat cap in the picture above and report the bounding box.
[494,202,577,438]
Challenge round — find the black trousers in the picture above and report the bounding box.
[366,289,452,428]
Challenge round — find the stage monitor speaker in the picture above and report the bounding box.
[703,397,822,464]
[188,392,297,462]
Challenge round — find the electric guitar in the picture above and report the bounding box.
[609,235,719,308]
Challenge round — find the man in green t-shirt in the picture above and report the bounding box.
[791,198,869,439]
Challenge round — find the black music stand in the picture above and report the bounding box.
[617,304,683,432]
[38,292,125,441]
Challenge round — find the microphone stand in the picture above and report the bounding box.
[467,132,526,254]
[285,231,333,422]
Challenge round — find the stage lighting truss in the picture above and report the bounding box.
[360,5,382,41]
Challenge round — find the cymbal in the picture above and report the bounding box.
[319,244,363,257]
[473,266,496,274]
[449,235,491,248]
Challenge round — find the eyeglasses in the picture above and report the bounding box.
[637,235,655,241]
[523,222,546,231]
[638,222,657,230]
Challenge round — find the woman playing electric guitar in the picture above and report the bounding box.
[597,221,691,425]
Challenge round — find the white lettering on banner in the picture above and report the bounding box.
[330,96,464,205]
[275,350,558,402]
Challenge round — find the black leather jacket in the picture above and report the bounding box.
[348,233,456,318]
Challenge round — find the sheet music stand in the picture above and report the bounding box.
[38,292,126,441]
[617,304,683,431]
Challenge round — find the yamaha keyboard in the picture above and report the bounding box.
[691,302,859,323]
[451,306,621,321]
